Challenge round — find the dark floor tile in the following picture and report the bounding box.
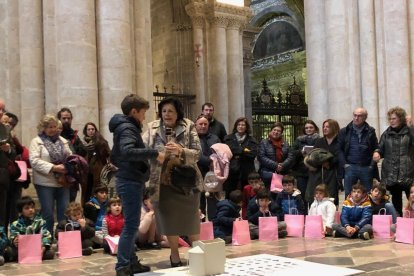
[351,261,400,272]
[304,256,355,266]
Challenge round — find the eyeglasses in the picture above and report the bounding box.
[353,114,365,118]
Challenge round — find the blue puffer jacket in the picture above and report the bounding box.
[258,138,292,182]
[340,194,372,229]
[212,199,241,237]
[275,189,305,221]
[109,114,158,182]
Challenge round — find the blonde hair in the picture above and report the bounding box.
[37,114,60,134]
[64,202,83,217]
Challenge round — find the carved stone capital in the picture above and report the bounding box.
[192,16,205,28]
[227,17,244,30]
[209,16,228,28]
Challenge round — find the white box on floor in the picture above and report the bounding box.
[191,238,225,275]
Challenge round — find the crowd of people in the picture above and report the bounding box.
[1,96,414,275]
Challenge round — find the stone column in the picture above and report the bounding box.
[191,16,206,112]
[409,0,414,116]
[97,0,133,140]
[19,0,44,146]
[208,17,229,129]
[134,0,149,98]
[227,20,243,127]
[56,0,99,133]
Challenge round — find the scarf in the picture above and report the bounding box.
[83,136,96,152]
[39,133,66,164]
[352,124,365,143]
[270,135,283,163]
[235,133,246,144]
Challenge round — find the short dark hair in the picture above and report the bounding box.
[256,189,271,200]
[303,120,319,135]
[17,196,35,213]
[352,183,366,193]
[232,117,251,135]
[121,94,149,115]
[107,196,122,213]
[229,190,243,204]
[143,187,155,201]
[272,122,284,132]
[195,114,209,123]
[57,107,73,120]
[315,184,329,197]
[201,103,214,110]
[282,175,296,185]
[247,172,261,181]
[5,112,18,126]
[94,185,108,194]
[371,180,386,196]
[157,97,184,122]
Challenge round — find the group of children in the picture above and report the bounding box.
[0,185,166,266]
[211,171,414,242]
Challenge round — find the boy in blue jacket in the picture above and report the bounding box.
[212,190,242,243]
[275,175,305,221]
[332,183,373,240]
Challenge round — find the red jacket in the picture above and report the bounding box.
[105,213,124,236]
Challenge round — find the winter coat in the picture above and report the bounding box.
[210,143,233,184]
[369,193,391,215]
[9,214,52,248]
[63,154,89,187]
[208,118,227,142]
[142,118,203,201]
[340,194,372,229]
[55,218,95,241]
[29,136,72,188]
[247,196,278,225]
[258,138,291,183]
[102,213,124,237]
[0,226,8,253]
[84,197,108,231]
[212,199,241,237]
[290,133,320,177]
[197,133,220,177]
[60,128,86,157]
[109,114,159,182]
[308,197,336,228]
[275,189,305,221]
[376,125,414,187]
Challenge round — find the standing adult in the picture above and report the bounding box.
[257,122,291,188]
[57,107,86,202]
[201,103,227,142]
[306,119,341,206]
[81,122,111,204]
[109,95,164,275]
[373,107,414,216]
[29,114,72,235]
[143,97,202,267]
[338,108,379,197]
[224,117,258,195]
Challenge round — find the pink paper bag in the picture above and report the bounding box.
[270,173,283,192]
[232,219,251,246]
[304,215,324,239]
[285,214,305,237]
[259,217,278,241]
[104,236,120,254]
[373,209,392,239]
[395,217,414,244]
[58,230,82,259]
[15,161,27,182]
[178,237,190,247]
[199,221,214,241]
[18,234,42,264]
[335,211,341,224]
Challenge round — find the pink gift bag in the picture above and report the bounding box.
[395,216,414,244]
[285,209,305,237]
[18,233,42,264]
[334,211,341,224]
[270,173,283,192]
[304,215,324,239]
[15,161,28,182]
[104,236,120,254]
[178,237,190,247]
[199,221,214,241]
[232,219,251,246]
[58,230,82,259]
[259,217,278,241]
[373,208,392,239]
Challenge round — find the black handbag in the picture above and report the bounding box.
[170,165,197,194]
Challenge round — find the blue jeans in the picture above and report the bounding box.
[344,164,373,197]
[35,184,69,235]
[115,177,144,270]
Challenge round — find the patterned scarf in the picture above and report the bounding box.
[83,136,96,152]
[269,135,283,163]
[39,133,66,164]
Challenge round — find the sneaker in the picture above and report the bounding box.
[82,247,93,256]
[116,265,132,276]
[131,260,150,273]
[43,249,55,260]
[361,232,371,240]
[0,256,4,266]
[332,230,337,238]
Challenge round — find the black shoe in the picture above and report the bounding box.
[141,242,162,250]
[131,260,150,273]
[170,255,183,267]
[116,266,132,276]
[43,249,55,260]
[278,230,288,238]
[82,247,93,256]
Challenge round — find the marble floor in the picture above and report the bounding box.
[1,235,414,276]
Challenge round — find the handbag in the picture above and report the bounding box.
[18,228,42,264]
[259,217,278,241]
[285,208,305,237]
[304,215,324,239]
[104,235,120,254]
[270,173,283,192]
[171,165,197,195]
[232,219,251,246]
[15,161,28,182]
[199,221,214,241]
[57,225,82,259]
[395,212,414,244]
[8,159,21,181]
[372,208,392,239]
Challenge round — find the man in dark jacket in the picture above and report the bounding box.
[109,95,164,276]
[337,108,379,197]
[202,103,227,142]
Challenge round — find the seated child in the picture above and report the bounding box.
[275,175,306,222]
[101,196,124,254]
[212,190,243,244]
[369,180,397,223]
[0,226,8,265]
[138,188,169,249]
[242,172,265,219]
[84,185,108,245]
[332,183,373,240]
[308,184,336,236]
[56,202,95,256]
[403,184,414,218]
[8,196,55,261]
[247,189,287,239]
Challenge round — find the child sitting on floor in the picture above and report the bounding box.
[0,226,8,265]
[56,202,96,256]
[84,185,108,246]
[275,175,306,222]
[369,180,397,223]
[101,196,124,254]
[308,184,336,236]
[403,183,414,218]
[242,172,265,219]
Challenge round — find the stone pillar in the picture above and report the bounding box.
[191,16,206,112]
[227,20,242,127]
[19,0,44,146]
[208,17,229,129]
[97,0,133,140]
[134,0,149,98]
[409,0,414,117]
[56,0,99,133]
